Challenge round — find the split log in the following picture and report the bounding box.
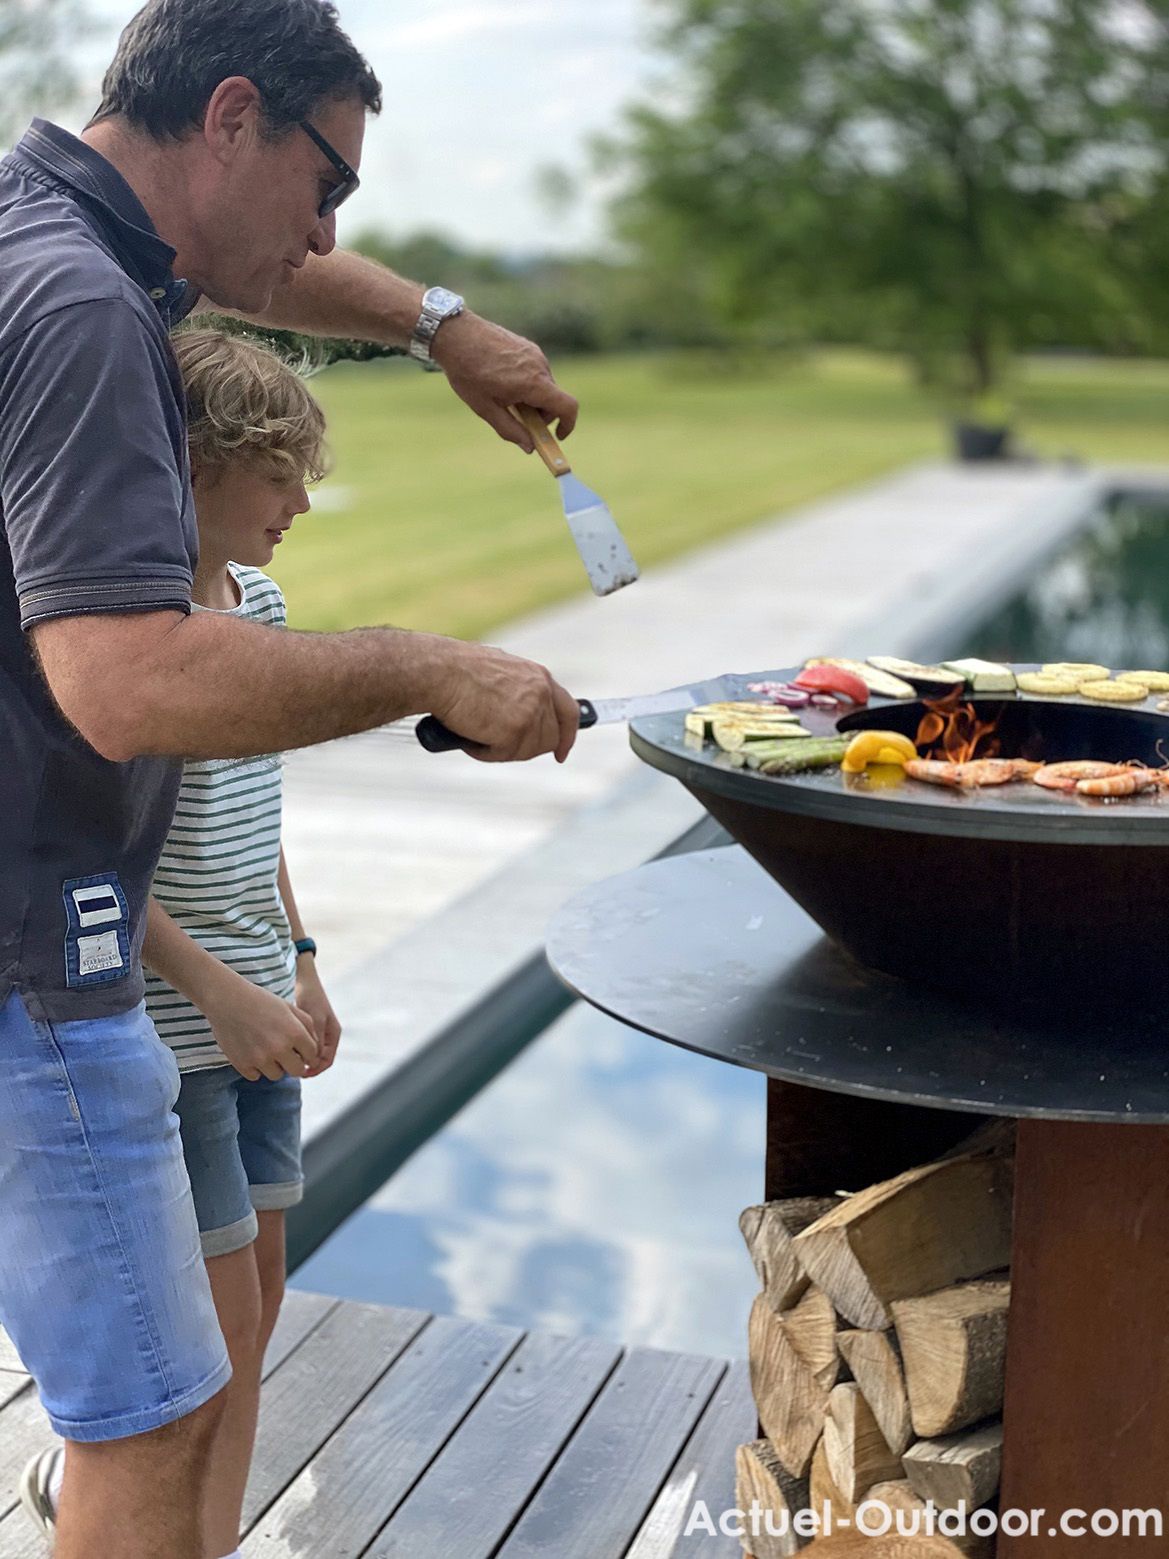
[822,1382,904,1504]
[783,1285,841,1391]
[749,1292,835,1478]
[837,1329,913,1457]
[741,1196,842,1312]
[892,1280,1010,1437]
[735,1438,809,1559]
[865,1482,994,1558]
[791,1153,1013,1330]
[810,1436,856,1537]
[902,1422,1003,1513]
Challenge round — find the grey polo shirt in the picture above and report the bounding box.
[0,119,199,1022]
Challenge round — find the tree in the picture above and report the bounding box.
[0,0,94,150]
[605,0,1168,398]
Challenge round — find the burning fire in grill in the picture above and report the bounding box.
[916,688,1002,765]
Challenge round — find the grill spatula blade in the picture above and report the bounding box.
[512,405,639,596]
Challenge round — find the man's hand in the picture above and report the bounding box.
[434,641,581,763]
[295,958,342,1077]
[432,312,579,452]
[203,971,320,1082]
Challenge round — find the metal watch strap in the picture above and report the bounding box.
[409,287,464,369]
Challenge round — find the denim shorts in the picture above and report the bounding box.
[172,1065,303,1259]
[0,991,232,1442]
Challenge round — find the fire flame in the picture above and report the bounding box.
[916,688,1001,765]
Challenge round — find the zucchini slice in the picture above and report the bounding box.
[804,658,915,699]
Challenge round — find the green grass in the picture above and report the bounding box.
[266,349,1169,638]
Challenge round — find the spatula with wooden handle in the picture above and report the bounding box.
[511,404,639,596]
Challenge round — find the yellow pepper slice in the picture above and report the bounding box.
[840,729,918,773]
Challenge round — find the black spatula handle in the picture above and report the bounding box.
[415,699,597,754]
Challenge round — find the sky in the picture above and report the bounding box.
[71,0,666,254]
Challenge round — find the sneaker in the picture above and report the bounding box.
[19,1445,62,1538]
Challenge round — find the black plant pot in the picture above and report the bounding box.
[954,420,1011,462]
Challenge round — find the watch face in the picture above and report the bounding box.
[424,287,464,317]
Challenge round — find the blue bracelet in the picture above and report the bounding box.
[294,937,317,958]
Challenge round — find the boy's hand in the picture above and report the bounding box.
[203,971,319,1082]
[295,958,342,1077]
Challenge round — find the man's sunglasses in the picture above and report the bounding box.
[299,120,360,218]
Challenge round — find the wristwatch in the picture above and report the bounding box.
[409,286,465,369]
[294,937,317,959]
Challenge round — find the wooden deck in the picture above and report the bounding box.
[0,1292,752,1557]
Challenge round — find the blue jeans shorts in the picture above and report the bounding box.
[0,992,232,1442]
[172,1065,303,1259]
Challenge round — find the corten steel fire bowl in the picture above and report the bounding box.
[629,665,1169,1015]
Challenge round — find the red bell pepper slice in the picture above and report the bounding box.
[793,665,870,705]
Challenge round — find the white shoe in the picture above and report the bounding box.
[19,1445,62,1539]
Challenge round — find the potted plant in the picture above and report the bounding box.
[953,391,1013,462]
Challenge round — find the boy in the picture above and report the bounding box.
[23,328,340,1559]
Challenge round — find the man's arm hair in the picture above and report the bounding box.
[31,608,578,765]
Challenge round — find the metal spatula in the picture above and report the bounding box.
[511,404,639,596]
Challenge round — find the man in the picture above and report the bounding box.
[0,2,581,1555]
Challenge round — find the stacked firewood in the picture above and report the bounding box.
[735,1121,1016,1558]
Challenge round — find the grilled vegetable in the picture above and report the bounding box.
[804,658,915,699]
[1079,679,1149,703]
[1017,672,1079,696]
[840,730,919,773]
[684,703,799,739]
[794,665,870,705]
[1042,662,1109,682]
[941,658,1018,693]
[745,737,852,775]
[1119,670,1169,692]
[867,657,963,695]
[713,720,813,752]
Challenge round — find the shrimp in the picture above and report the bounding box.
[905,758,1032,789]
[905,760,966,787]
[1032,761,1128,793]
[1077,768,1169,797]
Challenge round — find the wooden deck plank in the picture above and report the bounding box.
[365,1330,622,1558]
[0,1386,56,1524]
[262,1289,340,1381]
[243,1312,523,1558]
[494,1347,727,1559]
[0,1503,47,1559]
[243,1300,430,1531]
[625,1361,754,1558]
[0,1336,24,1379]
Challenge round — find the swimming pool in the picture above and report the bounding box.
[968,489,1169,667]
[292,999,765,1358]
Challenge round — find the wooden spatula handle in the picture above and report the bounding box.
[509,404,571,477]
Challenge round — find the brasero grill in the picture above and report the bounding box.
[630,663,1169,1013]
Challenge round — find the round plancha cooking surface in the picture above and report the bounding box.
[630,663,1169,846]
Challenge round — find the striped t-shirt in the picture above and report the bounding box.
[145,563,294,1071]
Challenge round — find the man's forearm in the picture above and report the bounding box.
[33,606,577,767]
[239,249,424,347]
[101,614,462,760]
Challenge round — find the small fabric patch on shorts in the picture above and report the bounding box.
[62,875,131,989]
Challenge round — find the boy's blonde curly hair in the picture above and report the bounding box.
[172,328,329,484]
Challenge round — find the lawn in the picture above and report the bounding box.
[267,349,1169,639]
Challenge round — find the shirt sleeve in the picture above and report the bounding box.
[0,297,194,629]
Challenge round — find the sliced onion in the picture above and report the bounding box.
[809,692,840,709]
[755,683,812,708]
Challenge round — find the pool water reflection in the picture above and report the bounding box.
[969,491,1169,667]
[292,1001,765,1358]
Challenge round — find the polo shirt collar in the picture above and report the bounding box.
[11,119,186,304]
